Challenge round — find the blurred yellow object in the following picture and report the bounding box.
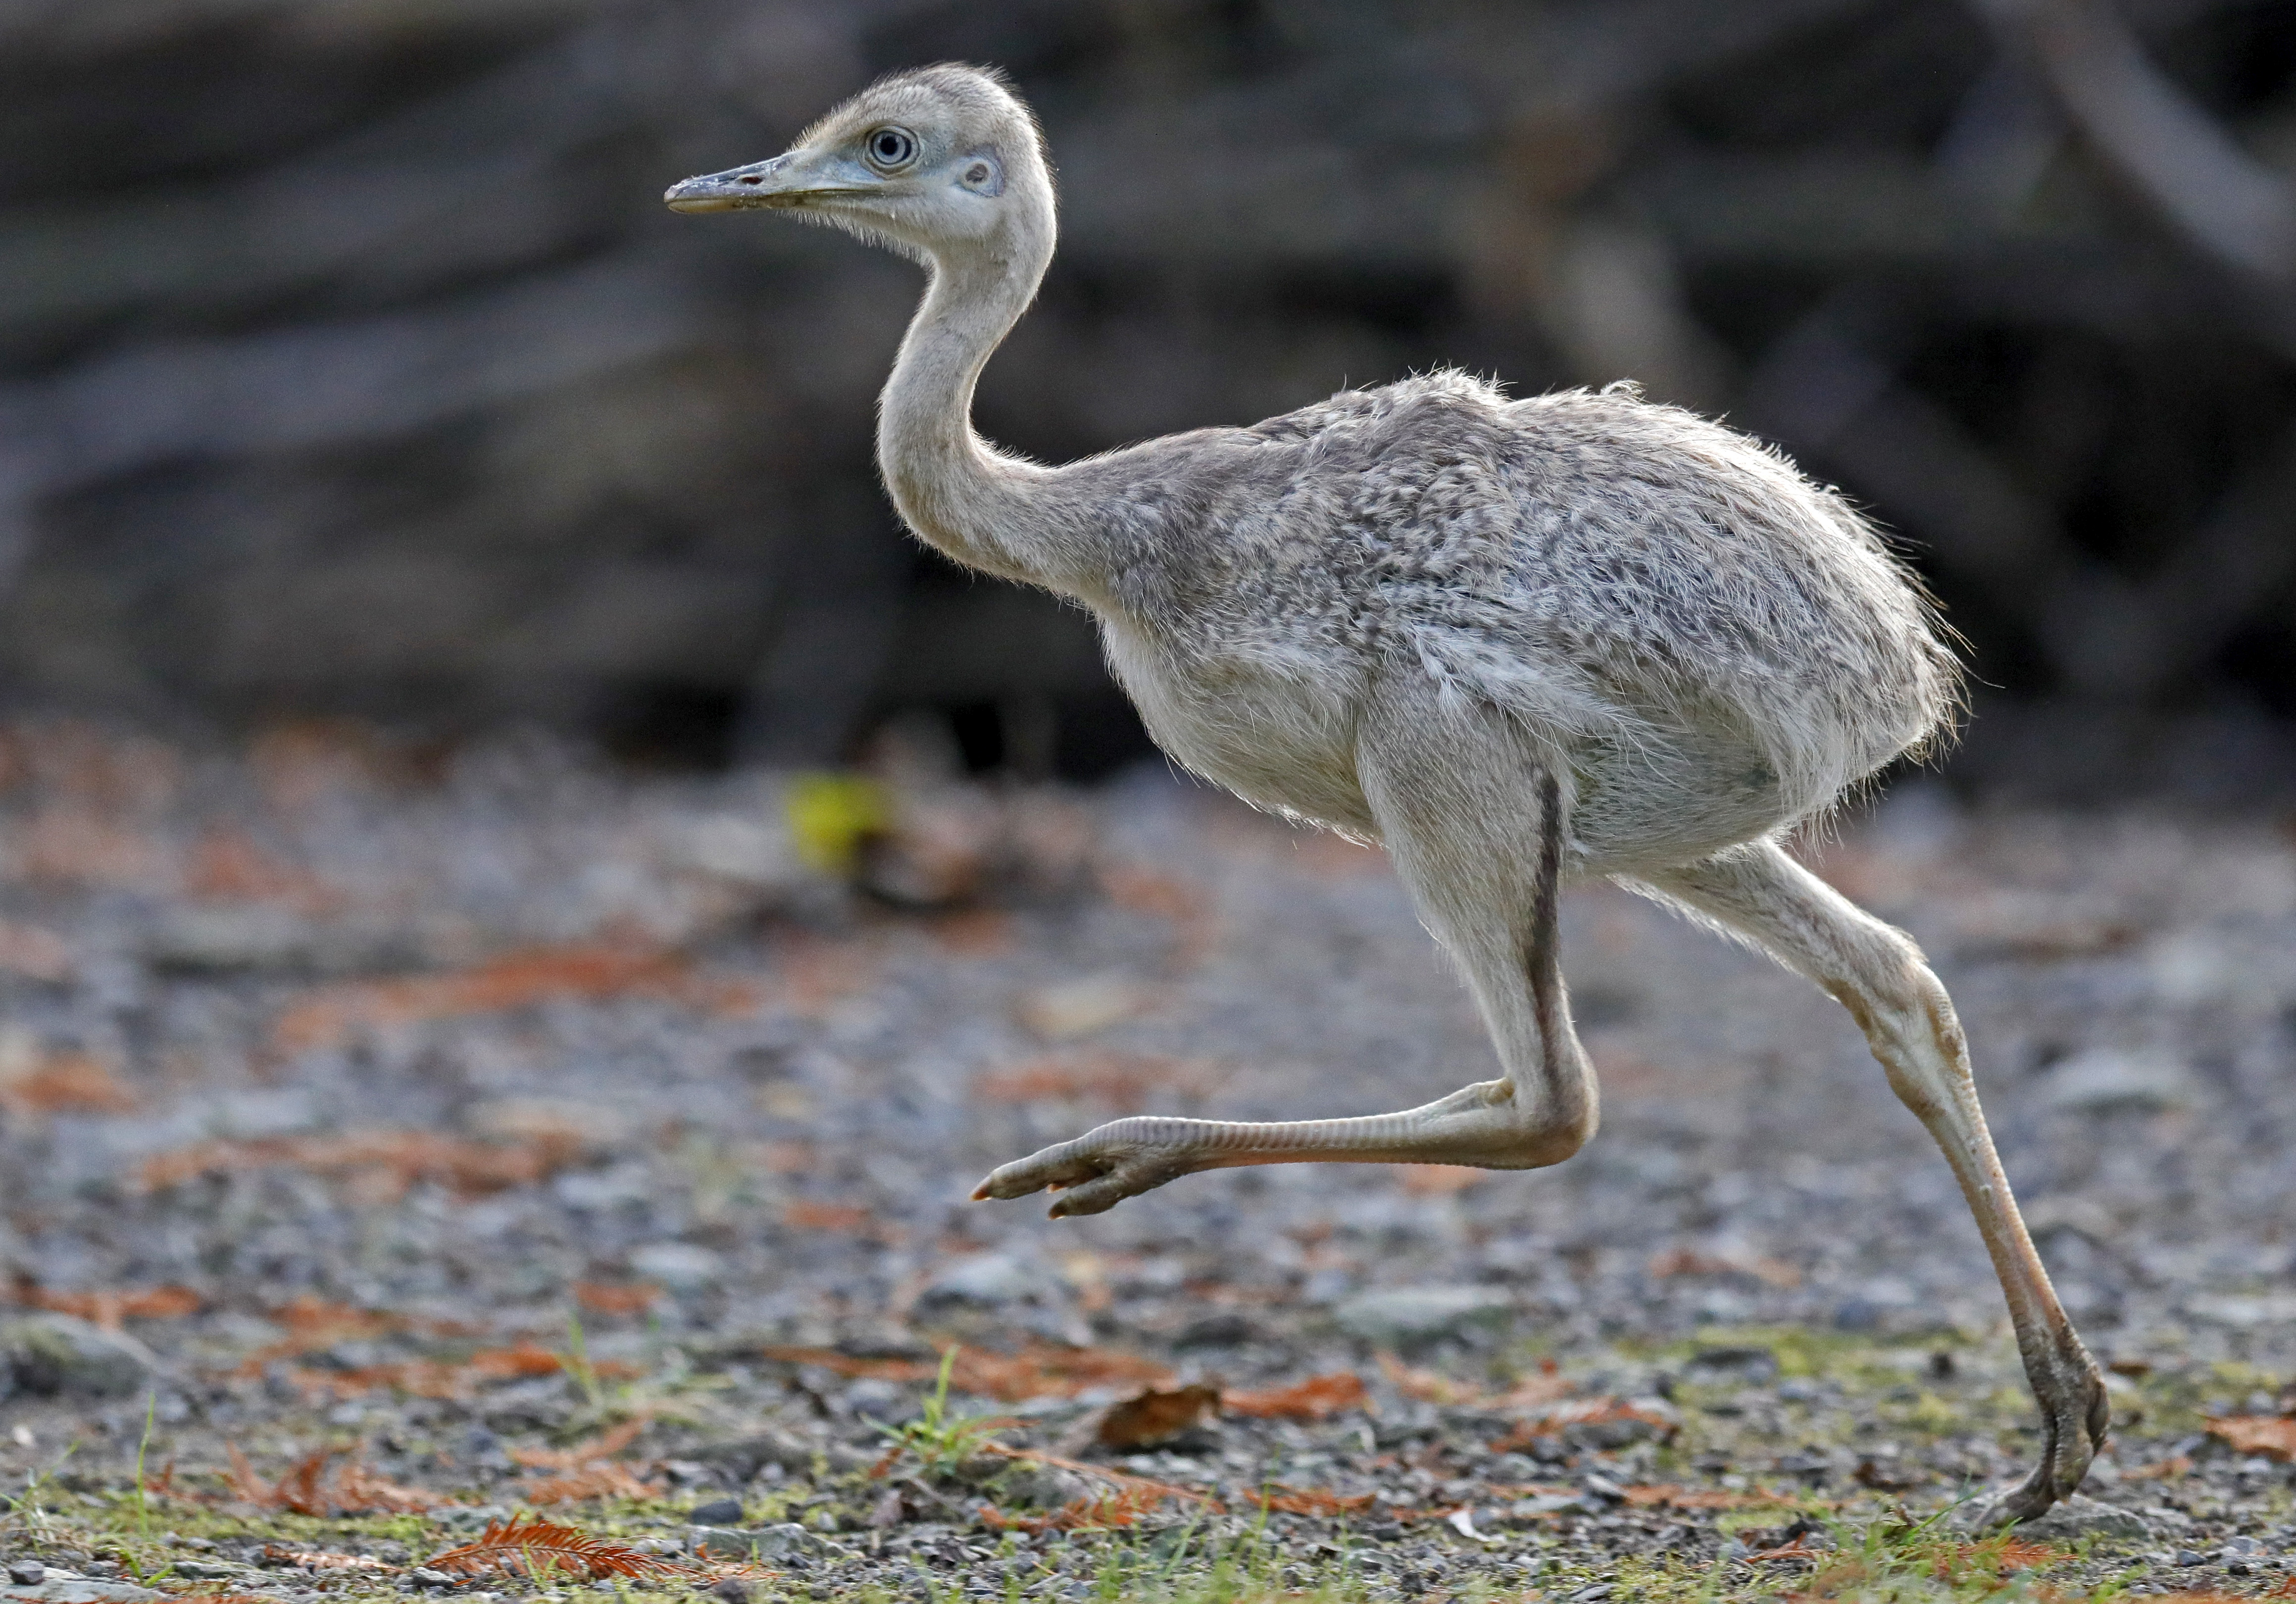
[784,772,892,874]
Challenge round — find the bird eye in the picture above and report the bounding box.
[864,126,917,171]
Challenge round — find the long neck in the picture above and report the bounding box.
[877,237,1081,593]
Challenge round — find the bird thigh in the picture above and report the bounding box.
[1354,695,1597,1153]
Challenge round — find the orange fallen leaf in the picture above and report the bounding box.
[1746,1535,1818,1563]
[261,1548,387,1572]
[426,1517,688,1581]
[925,908,1014,955]
[1647,1245,1801,1290]
[1248,1485,1377,1517]
[981,1485,1172,1533]
[1097,865,1215,965]
[754,1341,1171,1403]
[1491,1396,1677,1452]
[1097,1384,1222,1450]
[1397,1164,1484,1196]
[16,1285,200,1331]
[978,1442,1211,1506]
[273,944,695,1054]
[2206,1415,2296,1460]
[11,811,165,888]
[227,1446,430,1517]
[141,1128,581,1201]
[784,1200,875,1234]
[1622,1483,1788,1509]
[1377,1353,1477,1405]
[0,1052,136,1116]
[509,1419,647,1472]
[288,1340,632,1402]
[1222,1372,1368,1420]
[187,832,344,914]
[521,1463,660,1505]
[975,1052,1211,1111]
[572,1282,661,1317]
[0,920,72,982]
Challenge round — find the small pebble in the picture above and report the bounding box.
[688,1496,744,1527]
[8,1562,46,1586]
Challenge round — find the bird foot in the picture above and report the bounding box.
[970,1116,1207,1217]
[1952,1359,2110,1530]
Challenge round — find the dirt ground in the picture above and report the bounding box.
[0,718,2291,1602]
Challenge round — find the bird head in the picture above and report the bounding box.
[664,64,1052,262]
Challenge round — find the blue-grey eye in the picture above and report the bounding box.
[865,126,917,170]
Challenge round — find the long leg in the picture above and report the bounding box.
[973,697,1599,1217]
[1635,840,2107,1524]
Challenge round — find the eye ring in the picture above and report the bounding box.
[863,125,918,172]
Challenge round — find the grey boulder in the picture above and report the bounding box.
[1334,1286,1513,1348]
[2,1314,159,1398]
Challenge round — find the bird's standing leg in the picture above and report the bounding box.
[1634,840,2107,1524]
[974,699,1598,1216]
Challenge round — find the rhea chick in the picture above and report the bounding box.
[666,63,2106,1524]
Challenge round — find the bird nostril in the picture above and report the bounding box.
[737,175,763,185]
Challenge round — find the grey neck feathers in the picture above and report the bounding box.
[876,229,1088,595]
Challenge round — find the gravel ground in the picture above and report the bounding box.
[0,717,2291,1602]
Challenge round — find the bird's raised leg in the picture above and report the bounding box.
[1634,841,2107,1525]
[974,701,1599,1217]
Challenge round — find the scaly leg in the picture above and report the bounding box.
[974,696,1599,1217]
[1635,841,2107,1524]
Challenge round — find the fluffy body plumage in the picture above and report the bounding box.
[1057,372,1954,868]
[667,62,2100,1528]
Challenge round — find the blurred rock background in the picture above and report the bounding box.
[1,0,2292,796]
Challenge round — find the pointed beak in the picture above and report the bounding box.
[664,153,860,213]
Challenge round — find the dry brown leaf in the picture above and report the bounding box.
[1491,1396,1678,1452]
[261,1547,388,1572]
[426,1517,689,1581]
[508,1419,647,1471]
[141,1128,582,1201]
[2124,1454,2193,1480]
[924,908,1014,955]
[1495,1371,1577,1410]
[1375,1353,1573,1412]
[1097,865,1215,965]
[273,944,696,1054]
[288,1340,630,1402]
[1988,1537,2066,1570]
[15,1284,200,1330]
[572,1282,661,1317]
[330,1461,436,1514]
[1621,1483,1780,1509]
[1376,1353,1476,1405]
[521,1464,660,1505]
[0,1052,136,1117]
[187,832,344,914]
[754,1340,1171,1403]
[976,1442,1211,1508]
[774,938,880,1014]
[225,1446,424,1517]
[2206,1414,2296,1460]
[975,1052,1212,1111]
[1247,1485,1377,1517]
[1396,1164,1484,1196]
[0,920,73,983]
[783,1200,876,1234]
[1222,1372,1368,1420]
[11,811,166,887]
[1096,1383,1222,1450]
[1647,1244,1801,1290]
[981,1485,1173,1533]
